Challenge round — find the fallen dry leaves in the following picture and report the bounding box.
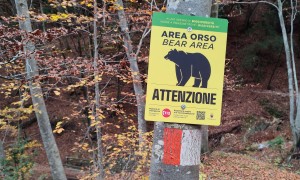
[202,151,300,180]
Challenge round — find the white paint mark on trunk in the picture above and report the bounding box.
[180,130,201,166]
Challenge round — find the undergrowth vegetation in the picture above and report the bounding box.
[239,7,283,82]
[0,139,40,179]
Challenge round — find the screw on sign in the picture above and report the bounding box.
[162,108,171,118]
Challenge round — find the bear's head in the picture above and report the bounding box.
[164,49,179,61]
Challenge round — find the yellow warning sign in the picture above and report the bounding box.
[145,12,228,126]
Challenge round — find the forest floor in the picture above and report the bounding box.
[3,54,299,179]
[29,87,300,179]
[202,151,300,179]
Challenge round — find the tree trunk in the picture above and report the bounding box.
[116,0,147,145]
[277,0,300,149]
[289,0,300,150]
[39,0,46,32]
[200,1,219,154]
[201,125,209,153]
[150,0,212,179]
[92,0,104,179]
[0,141,5,177]
[14,0,67,179]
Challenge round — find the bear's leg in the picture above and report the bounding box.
[201,80,208,88]
[176,65,182,86]
[178,68,190,86]
[193,78,201,87]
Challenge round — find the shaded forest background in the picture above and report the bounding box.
[0,0,300,179]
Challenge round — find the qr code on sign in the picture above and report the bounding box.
[196,111,205,120]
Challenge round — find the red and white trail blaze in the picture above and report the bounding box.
[163,128,201,166]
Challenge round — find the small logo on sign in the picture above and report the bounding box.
[162,108,171,118]
[181,104,186,110]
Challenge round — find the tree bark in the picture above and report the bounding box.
[92,0,104,179]
[116,0,147,145]
[277,0,299,149]
[14,0,67,179]
[200,1,219,154]
[201,125,209,153]
[0,141,5,177]
[39,0,46,32]
[150,0,212,179]
[288,0,300,150]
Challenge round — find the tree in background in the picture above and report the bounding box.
[276,0,300,152]
[229,0,300,152]
[1,0,154,178]
[13,0,67,179]
[116,0,148,146]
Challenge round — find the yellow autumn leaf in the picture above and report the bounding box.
[11,101,22,105]
[141,176,149,180]
[24,140,41,148]
[98,114,105,119]
[60,13,69,19]
[95,75,102,81]
[82,143,89,150]
[53,127,64,134]
[56,121,63,126]
[83,143,89,147]
[57,128,64,133]
[53,91,60,96]
[50,14,60,22]
[90,121,99,127]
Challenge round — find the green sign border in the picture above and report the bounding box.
[152,12,228,33]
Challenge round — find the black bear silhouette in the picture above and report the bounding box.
[164,49,211,88]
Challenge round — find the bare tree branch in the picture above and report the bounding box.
[0,52,21,65]
[135,21,151,58]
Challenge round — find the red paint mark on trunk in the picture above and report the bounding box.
[163,128,183,165]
